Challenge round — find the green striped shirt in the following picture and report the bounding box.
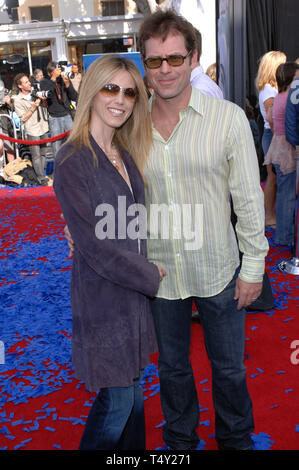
[144,87,269,299]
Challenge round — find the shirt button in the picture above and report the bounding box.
[165,145,169,150]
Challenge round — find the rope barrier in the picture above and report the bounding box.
[0,131,71,145]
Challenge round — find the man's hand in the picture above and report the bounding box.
[234,277,263,310]
[60,214,74,257]
[61,73,70,88]
[33,98,41,107]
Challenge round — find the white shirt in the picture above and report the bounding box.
[259,84,277,129]
[190,65,223,99]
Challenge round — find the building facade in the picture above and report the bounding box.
[0,0,217,90]
[0,0,143,88]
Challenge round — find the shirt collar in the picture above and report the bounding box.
[190,65,204,81]
[148,86,204,117]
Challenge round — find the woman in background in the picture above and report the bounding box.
[264,61,299,246]
[255,50,286,227]
[54,55,165,450]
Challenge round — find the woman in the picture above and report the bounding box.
[53,55,165,450]
[255,50,286,227]
[264,62,299,246]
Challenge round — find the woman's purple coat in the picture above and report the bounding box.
[54,136,159,391]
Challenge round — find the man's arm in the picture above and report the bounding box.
[14,97,41,123]
[226,105,269,310]
[285,83,299,149]
[61,74,78,102]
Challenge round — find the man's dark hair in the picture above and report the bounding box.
[14,73,27,88]
[46,61,57,77]
[194,29,202,61]
[276,62,299,93]
[137,9,196,60]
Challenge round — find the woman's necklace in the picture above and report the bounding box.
[104,145,122,172]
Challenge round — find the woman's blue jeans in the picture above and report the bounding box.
[150,270,254,450]
[79,371,145,450]
[273,163,296,246]
[262,128,273,156]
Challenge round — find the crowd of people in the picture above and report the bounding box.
[1,8,299,451]
[0,63,81,186]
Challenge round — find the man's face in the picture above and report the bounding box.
[144,32,196,102]
[36,71,43,81]
[19,76,32,94]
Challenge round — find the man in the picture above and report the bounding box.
[137,10,268,450]
[64,10,268,451]
[40,62,77,157]
[14,73,49,185]
[0,89,15,164]
[190,28,223,99]
[68,63,82,93]
[285,75,299,194]
[32,68,44,83]
[285,76,299,153]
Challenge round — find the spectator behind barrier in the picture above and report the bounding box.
[14,73,50,186]
[0,81,15,164]
[40,62,78,158]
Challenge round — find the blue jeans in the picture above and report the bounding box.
[79,371,145,450]
[150,270,254,450]
[48,114,73,157]
[273,164,296,245]
[262,128,273,156]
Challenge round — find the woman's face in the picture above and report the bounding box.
[90,69,136,134]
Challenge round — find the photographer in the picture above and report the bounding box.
[14,73,49,185]
[40,62,78,157]
[0,79,15,164]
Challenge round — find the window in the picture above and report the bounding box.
[29,6,53,22]
[101,1,125,16]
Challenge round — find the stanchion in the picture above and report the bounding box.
[278,158,299,275]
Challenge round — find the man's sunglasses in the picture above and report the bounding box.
[99,83,138,101]
[144,51,192,69]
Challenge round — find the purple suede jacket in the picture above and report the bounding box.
[53,136,159,391]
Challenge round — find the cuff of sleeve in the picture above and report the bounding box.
[239,256,265,283]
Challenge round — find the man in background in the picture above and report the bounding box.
[191,29,223,99]
[14,73,49,185]
[40,62,77,157]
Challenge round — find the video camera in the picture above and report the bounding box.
[55,61,68,72]
[31,82,50,101]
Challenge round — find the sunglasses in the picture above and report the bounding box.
[99,83,138,101]
[144,51,192,69]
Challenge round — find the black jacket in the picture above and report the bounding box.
[40,77,78,118]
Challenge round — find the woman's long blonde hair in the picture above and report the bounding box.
[64,54,152,179]
[255,50,286,92]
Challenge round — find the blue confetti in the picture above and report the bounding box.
[251,432,274,450]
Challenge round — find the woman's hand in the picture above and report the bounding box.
[157,265,166,281]
[61,214,74,257]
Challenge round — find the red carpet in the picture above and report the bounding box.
[0,186,298,451]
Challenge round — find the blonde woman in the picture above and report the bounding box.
[255,50,286,227]
[53,55,165,450]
